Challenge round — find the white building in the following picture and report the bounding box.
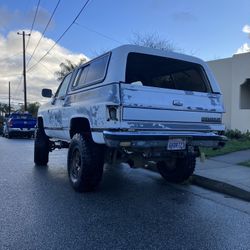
[208,52,250,132]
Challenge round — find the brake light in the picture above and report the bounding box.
[8,119,13,127]
[107,106,119,121]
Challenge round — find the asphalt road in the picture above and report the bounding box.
[0,137,250,250]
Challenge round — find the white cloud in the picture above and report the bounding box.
[0,30,88,104]
[242,24,250,34]
[235,25,250,54]
[235,43,250,54]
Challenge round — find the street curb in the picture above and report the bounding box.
[144,166,250,202]
[191,175,250,202]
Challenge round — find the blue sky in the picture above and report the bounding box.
[1,0,250,60]
[0,0,250,104]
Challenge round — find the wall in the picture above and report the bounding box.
[207,57,232,130]
[231,53,250,132]
[208,52,250,132]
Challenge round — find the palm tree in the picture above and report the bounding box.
[0,103,11,116]
[55,58,87,81]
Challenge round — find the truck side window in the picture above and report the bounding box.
[72,66,90,88]
[85,55,109,84]
[72,53,109,89]
[56,73,72,98]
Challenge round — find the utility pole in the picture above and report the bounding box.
[8,81,11,115]
[17,31,30,111]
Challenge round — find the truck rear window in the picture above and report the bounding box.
[11,114,32,119]
[126,53,211,93]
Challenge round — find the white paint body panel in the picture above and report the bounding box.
[38,45,225,145]
[123,108,222,123]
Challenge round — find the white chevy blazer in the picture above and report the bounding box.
[35,45,226,192]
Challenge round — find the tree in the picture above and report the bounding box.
[0,102,13,134]
[27,102,40,117]
[0,102,12,116]
[55,58,87,81]
[19,102,40,117]
[130,32,176,51]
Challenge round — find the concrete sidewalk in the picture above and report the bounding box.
[193,149,250,201]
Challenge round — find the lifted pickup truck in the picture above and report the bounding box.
[3,112,36,138]
[35,45,226,192]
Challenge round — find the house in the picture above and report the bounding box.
[207,52,250,132]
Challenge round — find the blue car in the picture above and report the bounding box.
[4,113,36,139]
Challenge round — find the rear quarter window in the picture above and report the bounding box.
[126,52,211,93]
[72,53,110,89]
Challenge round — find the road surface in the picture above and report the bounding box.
[0,137,250,249]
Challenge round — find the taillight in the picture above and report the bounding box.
[107,106,119,121]
[8,119,13,127]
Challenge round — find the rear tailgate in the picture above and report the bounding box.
[11,118,36,129]
[120,83,224,131]
[8,117,36,130]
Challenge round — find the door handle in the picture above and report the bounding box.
[173,100,183,106]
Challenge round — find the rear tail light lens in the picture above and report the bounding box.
[107,106,118,121]
[8,119,13,127]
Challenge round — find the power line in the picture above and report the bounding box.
[26,0,61,68]
[11,76,23,102]
[26,0,41,50]
[27,0,91,73]
[27,53,55,75]
[74,22,122,44]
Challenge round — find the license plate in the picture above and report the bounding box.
[167,138,186,150]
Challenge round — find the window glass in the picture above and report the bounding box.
[126,53,211,93]
[76,66,90,87]
[56,73,72,98]
[72,69,82,88]
[85,54,109,84]
[11,114,32,119]
[72,54,109,89]
[240,79,250,109]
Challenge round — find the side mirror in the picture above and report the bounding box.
[42,88,52,98]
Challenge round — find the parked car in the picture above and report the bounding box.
[4,112,36,138]
[35,44,226,192]
[2,120,7,136]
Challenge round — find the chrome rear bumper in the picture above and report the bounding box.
[103,130,227,149]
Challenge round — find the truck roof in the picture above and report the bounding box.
[110,44,204,65]
[104,45,220,93]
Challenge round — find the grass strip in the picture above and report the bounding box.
[238,160,250,168]
[201,139,250,158]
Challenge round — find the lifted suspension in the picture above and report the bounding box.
[49,140,69,151]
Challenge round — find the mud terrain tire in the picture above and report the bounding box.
[157,155,196,183]
[67,133,104,192]
[34,128,49,166]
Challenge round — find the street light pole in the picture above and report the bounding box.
[17,31,30,111]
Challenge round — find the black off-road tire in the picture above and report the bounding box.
[67,133,104,192]
[157,155,196,183]
[34,128,49,166]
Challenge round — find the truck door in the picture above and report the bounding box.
[46,72,72,139]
